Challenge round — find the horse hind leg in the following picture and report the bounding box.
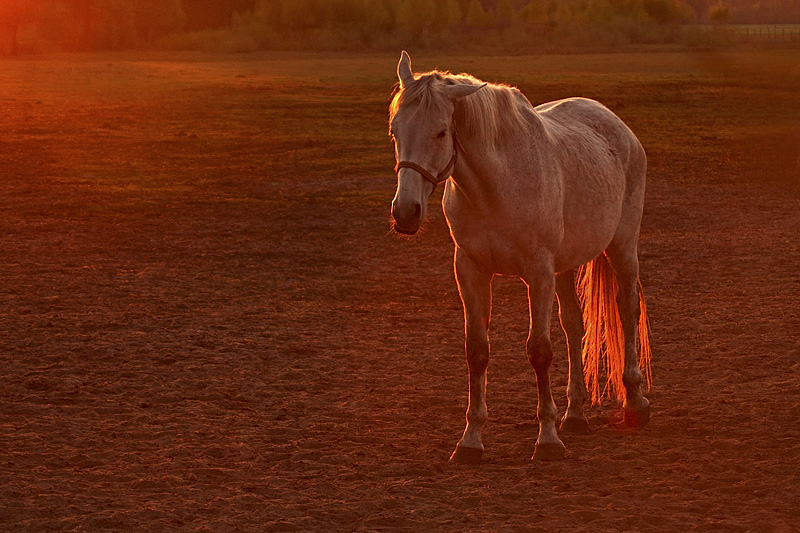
[555,270,589,434]
[605,243,651,427]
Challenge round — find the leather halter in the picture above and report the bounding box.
[394,125,462,188]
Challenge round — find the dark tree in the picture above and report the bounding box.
[0,0,37,55]
[135,0,185,44]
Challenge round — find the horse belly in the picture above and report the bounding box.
[554,182,625,272]
[553,220,617,273]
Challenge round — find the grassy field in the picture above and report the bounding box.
[0,49,799,531]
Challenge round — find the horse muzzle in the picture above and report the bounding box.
[390,200,422,235]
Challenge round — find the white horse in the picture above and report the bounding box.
[389,51,652,462]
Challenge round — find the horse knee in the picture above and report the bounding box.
[466,332,489,373]
[526,335,553,370]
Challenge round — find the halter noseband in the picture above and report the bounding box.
[394,124,462,188]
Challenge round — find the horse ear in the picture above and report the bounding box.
[398,51,414,89]
[444,83,487,100]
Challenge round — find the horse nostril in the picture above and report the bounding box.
[392,201,422,223]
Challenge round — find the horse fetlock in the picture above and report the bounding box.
[567,381,587,403]
[623,387,649,427]
[560,412,590,434]
[623,389,648,408]
[466,405,488,427]
[622,368,643,390]
[537,402,559,426]
[564,389,586,413]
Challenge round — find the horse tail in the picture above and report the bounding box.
[576,253,652,405]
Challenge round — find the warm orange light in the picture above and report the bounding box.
[0,0,25,25]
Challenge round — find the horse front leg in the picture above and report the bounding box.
[525,264,566,460]
[449,247,492,464]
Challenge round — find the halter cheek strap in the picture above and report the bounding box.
[394,154,456,187]
[394,125,462,188]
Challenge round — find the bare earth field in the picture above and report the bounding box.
[0,50,798,531]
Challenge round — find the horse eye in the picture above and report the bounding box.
[436,130,446,139]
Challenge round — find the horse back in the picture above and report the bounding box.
[535,97,644,169]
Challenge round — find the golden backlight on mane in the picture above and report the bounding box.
[389,70,531,147]
[389,71,452,123]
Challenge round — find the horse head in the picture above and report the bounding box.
[389,51,483,235]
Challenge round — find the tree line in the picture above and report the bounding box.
[2,0,799,55]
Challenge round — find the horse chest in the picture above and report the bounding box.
[442,200,539,276]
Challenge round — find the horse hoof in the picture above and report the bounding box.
[560,415,589,435]
[532,440,566,461]
[449,445,483,464]
[624,404,650,428]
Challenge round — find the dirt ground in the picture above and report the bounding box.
[0,51,798,531]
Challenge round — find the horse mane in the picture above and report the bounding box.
[389,70,533,148]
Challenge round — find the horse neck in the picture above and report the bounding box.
[452,108,546,197]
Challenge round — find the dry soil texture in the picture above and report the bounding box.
[0,51,798,531]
